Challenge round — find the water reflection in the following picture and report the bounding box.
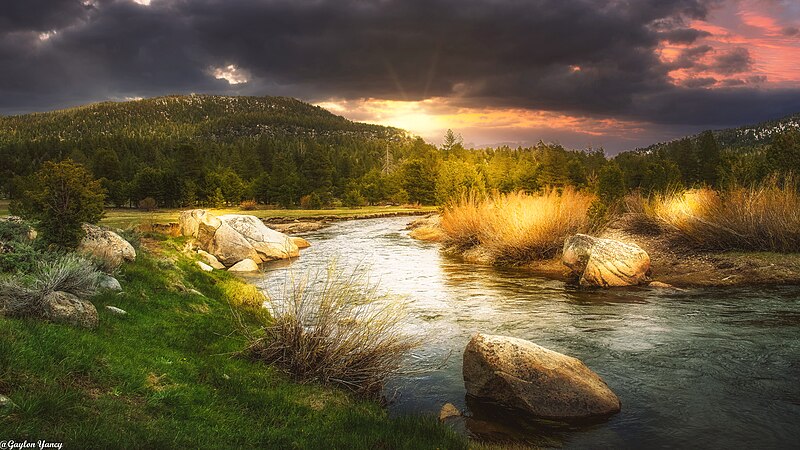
[252,216,800,448]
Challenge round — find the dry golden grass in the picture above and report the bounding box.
[441,189,595,263]
[409,226,446,242]
[635,178,800,252]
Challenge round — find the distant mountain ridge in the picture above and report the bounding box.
[635,111,800,154]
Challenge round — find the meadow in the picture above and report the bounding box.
[0,236,466,449]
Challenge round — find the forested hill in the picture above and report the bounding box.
[635,111,800,154]
[0,95,423,208]
[0,94,403,144]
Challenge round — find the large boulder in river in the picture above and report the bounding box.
[562,234,650,287]
[78,224,136,270]
[463,334,620,420]
[180,210,299,267]
[42,291,99,329]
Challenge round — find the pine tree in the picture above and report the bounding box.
[697,131,721,186]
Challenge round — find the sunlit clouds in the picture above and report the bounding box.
[316,98,650,148]
[210,65,250,85]
[661,0,800,88]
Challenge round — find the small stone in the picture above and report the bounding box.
[439,403,461,422]
[291,236,311,249]
[187,289,205,297]
[98,274,122,291]
[105,306,127,316]
[648,281,674,288]
[0,394,17,416]
[196,261,214,272]
[228,258,260,272]
[197,250,225,270]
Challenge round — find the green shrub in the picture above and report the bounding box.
[11,160,105,249]
[0,218,44,273]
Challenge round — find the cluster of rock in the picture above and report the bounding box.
[562,234,651,287]
[179,210,306,272]
[0,220,133,330]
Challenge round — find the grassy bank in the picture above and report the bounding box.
[0,237,466,449]
[100,205,436,229]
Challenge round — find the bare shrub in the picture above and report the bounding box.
[246,267,420,396]
[239,200,258,211]
[138,197,158,211]
[0,254,101,318]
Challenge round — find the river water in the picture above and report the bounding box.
[251,216,800,448]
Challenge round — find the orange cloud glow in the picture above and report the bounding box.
[316,98,649,147]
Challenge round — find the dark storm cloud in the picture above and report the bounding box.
[0,0,93,32]
[1,0,798,129]
[782,26,799,37]
[658,27,711,44]
[710,47,753,75]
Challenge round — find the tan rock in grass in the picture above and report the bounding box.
[78,224,136,270]
[197,250,225,270]
[439,403,461,422]
[42,291,99,329]
[463,334,620,419]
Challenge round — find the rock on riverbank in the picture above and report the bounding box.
[179,210,300,268]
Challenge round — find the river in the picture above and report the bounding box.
[249,216,800,448]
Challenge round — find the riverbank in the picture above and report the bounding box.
[0,235,466,449]
[600,221,800,287]
[410,213,800,288]
[100,205,436,230]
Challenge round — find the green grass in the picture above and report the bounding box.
[0,239,465,449]
[100,205,436,229]
[0,200,9,216]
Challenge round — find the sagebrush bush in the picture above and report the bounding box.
[0,218,43,274]
[0,254,101,318]
[636,177,800,252]
[441,188,595,263]
[246,267,420,396]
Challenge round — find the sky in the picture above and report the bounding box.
[1,0,799,153]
